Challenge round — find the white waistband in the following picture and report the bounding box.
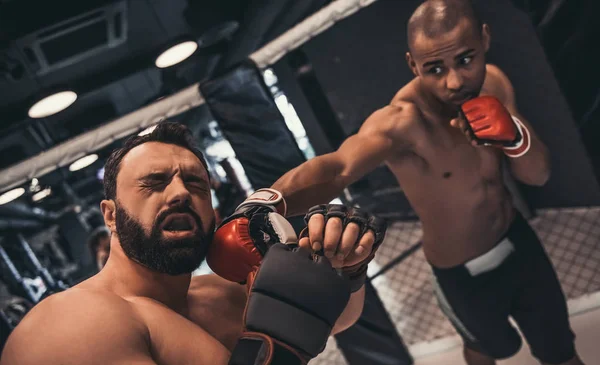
[464,238,515,276]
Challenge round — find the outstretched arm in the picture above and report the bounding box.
[272,106,406,216]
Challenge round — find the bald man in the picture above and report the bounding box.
[268,1,584,364]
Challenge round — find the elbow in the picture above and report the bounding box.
[534,152,552,186]
[519,166,550,187]
[536,167,551,186]
[526,165,551,187]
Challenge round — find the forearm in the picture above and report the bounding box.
[272,154,351,217]
[506,115,551,186]
[331,285,365,335]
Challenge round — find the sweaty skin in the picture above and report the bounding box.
[272,18,551,268]
[0,142,364,365]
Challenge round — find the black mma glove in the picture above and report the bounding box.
[302,204,387,292]
[229,243,351,365]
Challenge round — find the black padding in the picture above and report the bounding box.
[367,216,388,247]
[324,204,347,221]
[245,292,330,357]
[252,244,350,325]
[304,204,327,225]
[346,207,369,233]
[229,337,269,365]
[200,60,306,190]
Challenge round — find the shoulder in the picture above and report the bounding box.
[364,100,420,136]
[189,274,247,305]
[188,275,247,350]
[484,64,516,104]
[1,288,148,364]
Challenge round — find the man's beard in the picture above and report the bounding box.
[115,202,215,276]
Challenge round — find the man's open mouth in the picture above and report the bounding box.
[161,213,196,232]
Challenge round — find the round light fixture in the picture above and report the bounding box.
[32,187,52,202]
[155,41,198,68]
[138,125,157,136]
[69,154,99,172]
[0,187,26,205]
[28,91,78,118]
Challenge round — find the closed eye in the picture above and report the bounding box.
[185,176,210,190]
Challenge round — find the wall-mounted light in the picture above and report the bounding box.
[155,41,198,68]
[69,154,98,172]
[0,187,25,205]
[138,125,157,136]
[28,91,77,118]
[32,187,52,202]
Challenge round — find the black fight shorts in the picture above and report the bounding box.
[431,212,576,364]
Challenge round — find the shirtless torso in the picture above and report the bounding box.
[273,64,522,269]
[1,273,245,365]
[384,64,515,267]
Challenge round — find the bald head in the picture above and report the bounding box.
[407,0,482,52]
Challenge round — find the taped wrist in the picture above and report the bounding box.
[229,333,307,365]
[503,116,531,158]
[236,188,287,216]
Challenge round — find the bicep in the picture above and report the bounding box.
[335,112,398,179]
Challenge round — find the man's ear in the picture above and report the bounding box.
[406,52,418,77]
[100,200,117,233]
[481,23,491,52]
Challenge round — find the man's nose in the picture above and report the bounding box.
[165,177,191,207]
[446,68,464,92]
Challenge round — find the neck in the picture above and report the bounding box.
[99,239,192,313]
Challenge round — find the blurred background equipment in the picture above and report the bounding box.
[0,0,599,362]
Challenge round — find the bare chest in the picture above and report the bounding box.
[130,298,231,365]
[399,111,503,184]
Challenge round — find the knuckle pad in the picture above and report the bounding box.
[304,204,327,224]
[325,204,347,221]
[347,207,368,231]
[367,216,387,245]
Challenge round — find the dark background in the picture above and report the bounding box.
[0,0,599,356]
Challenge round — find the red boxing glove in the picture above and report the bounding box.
[206,188,296,283]
[460,96,531,158]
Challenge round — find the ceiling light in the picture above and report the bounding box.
[97,167,105,180]
[69,154,99,172]
[138,125,157,136]
[32,187,52,202]
[155,41,198,68]
[28,91,78,118]
[0,187,25,205]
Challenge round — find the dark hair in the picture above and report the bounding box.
[102,121,209,200]
[87,226,110,258]
[407,0,482,51]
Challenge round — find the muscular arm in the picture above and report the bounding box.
[272,106,406,216]
[490,66,551,186]
[0,291,158,365]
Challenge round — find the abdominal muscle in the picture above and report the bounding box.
[387,146,516,268]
